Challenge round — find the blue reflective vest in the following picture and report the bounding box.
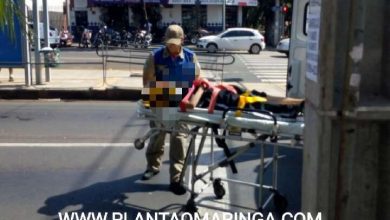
[153,47,196,87]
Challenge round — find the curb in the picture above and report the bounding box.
[0,88,142,101]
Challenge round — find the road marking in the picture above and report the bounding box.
[0,143,135,148]
[237,54,288,84]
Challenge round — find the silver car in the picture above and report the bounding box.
[276,38,290,57]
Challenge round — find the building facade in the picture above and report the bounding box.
[25,0,65,29]
[69,0,257,39]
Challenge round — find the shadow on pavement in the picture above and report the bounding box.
[37,174,184,220]
[222,78,244,82]
[270,55,288,59]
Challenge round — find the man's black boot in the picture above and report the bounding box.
[169,182,186,195]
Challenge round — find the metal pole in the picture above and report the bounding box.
[274,0,280,46]
[66,0,71,30]
[222,0,226,31]
[195,0,200,30]
[43,0,50,82]
[33,0,42,85]
[21,0,31,86]
[258,143,265,210]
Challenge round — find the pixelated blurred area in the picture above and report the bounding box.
[154,107,179,121]
[142,81,190,107]
[156,63,195,83]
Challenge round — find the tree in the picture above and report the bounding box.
[243,0,293,45]
[0,0,17,39]
[0,0,25,41]
[243,0,292,28]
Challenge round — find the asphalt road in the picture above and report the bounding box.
[0,100,302,220]
[0,100,143,143]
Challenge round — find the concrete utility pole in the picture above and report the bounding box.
[222,0,226,31]
[66,0,71,30]
[33,0,42,85]
[274,0,281,46]
[302,0,390,219]
[21,0,31,86]
[43,0,50,82]
[195,0,201,30]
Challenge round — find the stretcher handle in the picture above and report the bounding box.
[222,108,277,126]
[208,84,237,114]
[186,86,205,109]
[180,78,208,112]
[179,84,196,112]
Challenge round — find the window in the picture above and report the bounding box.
[221,31,240,38]
[75,11,88,28]
[239,31,255,37]
[182,5,207,33]
[303,3,309,35]
[226,6,238,28]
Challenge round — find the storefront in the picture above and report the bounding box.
[70,0,257,38]
[166,0,257,32]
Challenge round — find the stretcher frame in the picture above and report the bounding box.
[135,100,304,213]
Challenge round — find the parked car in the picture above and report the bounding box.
[196,28,266,54]
[28,22,60,48]
[276,38,290,57]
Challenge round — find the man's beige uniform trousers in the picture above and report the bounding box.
[146,121,188,182]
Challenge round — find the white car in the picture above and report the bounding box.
[276,38,290,57]
[197,28,266,54]
[28,22,60,48]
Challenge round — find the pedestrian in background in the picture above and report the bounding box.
[0,68,14,82]
[144,20,152,34]
[76,25,84,48]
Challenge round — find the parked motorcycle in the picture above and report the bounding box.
[133,30,152,48]
[59,30,73,47]
[120,30,133,48]
[109,31,121,46]
[93,29,110,49]
[81,29,92,48]
[187,28,210,44]
[143,32,152,48]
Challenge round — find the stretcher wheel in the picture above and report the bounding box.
[134,138,145,150]
[183,197,198,214]
[273,192,288,214]
[213,178,226,199]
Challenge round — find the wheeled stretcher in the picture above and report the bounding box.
[135,97,304,213]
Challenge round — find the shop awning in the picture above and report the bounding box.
[89,0,257,6]
[89,0,162,5]
[168,0,258,6]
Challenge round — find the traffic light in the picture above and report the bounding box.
[282,5,288,14]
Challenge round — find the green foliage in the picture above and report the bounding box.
[243,0,293,29]
[0,0,16,40]
[0,0,25,42]
[243,0,273,29]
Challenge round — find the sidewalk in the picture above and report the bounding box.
[0,67,285,100]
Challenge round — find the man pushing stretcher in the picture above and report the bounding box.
[140,25,304,197]
[141,24,202,195]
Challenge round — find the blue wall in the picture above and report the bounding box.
[0,2,23,68]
